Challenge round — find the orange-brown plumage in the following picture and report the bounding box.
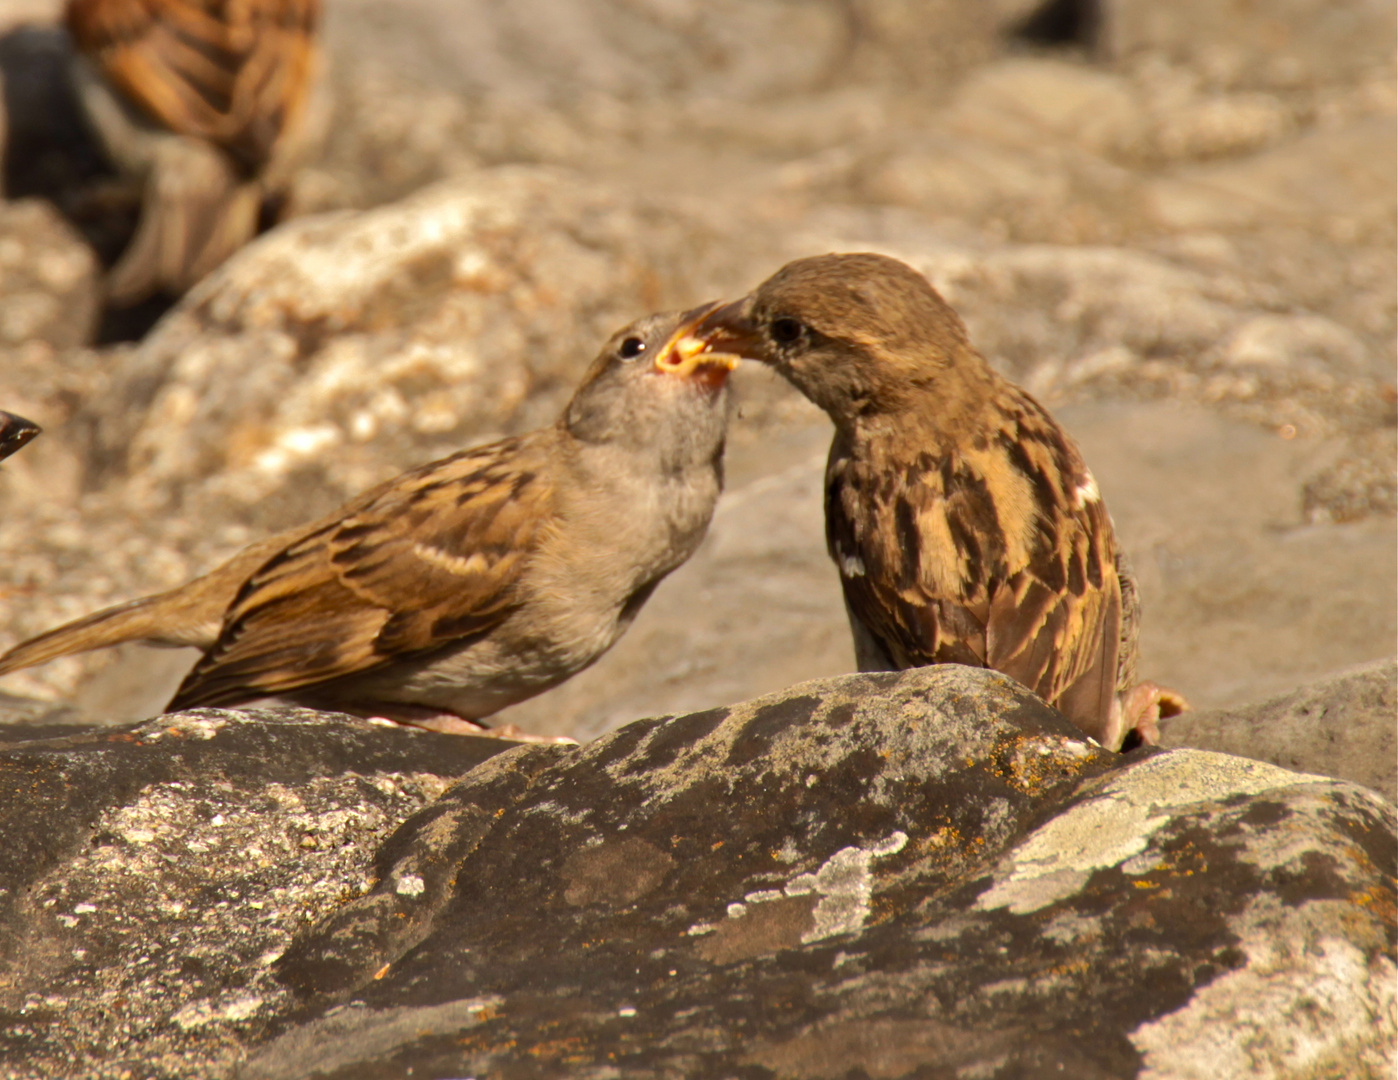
[694,253,1182,749]
[66,0,319,173]
[64,0,321,301]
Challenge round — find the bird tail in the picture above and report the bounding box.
[0,593,186,677]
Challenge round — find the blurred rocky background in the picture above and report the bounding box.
[1,0,1392,742]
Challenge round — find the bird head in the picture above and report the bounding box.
[564,305,740,464]
[688,253,986,427]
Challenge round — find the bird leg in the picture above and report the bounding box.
[1116,681,1189,751]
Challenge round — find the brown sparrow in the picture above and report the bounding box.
[0,412,41,462]
[689,253,1184,750]
[64,0,321,304]
[0,307,736,737]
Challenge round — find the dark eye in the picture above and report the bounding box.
[770,317,804,345]
[618,336,646,360]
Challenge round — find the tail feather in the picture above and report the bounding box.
[0,593,190,677]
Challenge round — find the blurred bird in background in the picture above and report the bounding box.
[690,253,1186,751]
[0,307,735,740]
[64,0,321,305]
[0,411,41,462]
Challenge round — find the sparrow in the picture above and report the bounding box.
[689,253,1184,751]
[64,0,321,304]
[0,307,736,738]
[0,412,42,462]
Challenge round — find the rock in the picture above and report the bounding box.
[1144,117,1397,238]
[1159,658,1398,801]
[245,667,1389,1078]
[0,198,97,348]
[79,168,749,529]
[0,643,1392,1078]
[0,1,60,36]
[1103,0,1397,91]
[944,57,1146,159]
[1060,400,1397,711]
[0,707,509,1078]
[1302,429,1398,525]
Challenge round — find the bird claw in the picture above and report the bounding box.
[1116,681,1189,751]
[479,724,579,746]
[366,712,576,744]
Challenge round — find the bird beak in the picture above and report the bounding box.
[688,298,771,362]
[0,411,41,463]
[654,301,742,388]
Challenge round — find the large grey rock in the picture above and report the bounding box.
[0,660,1392,1078]
[0,708,508,1078]
[1160,658,1398,802]
[254,667,1393,1079]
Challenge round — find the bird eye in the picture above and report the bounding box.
[618,336,647,360]
[770,317,804,345]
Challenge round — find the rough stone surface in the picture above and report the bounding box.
[1,668,1381,1079]
[1159,659,1398,802]
[79,168,749,526]
[0,199,97,349]
[254,672,1395,1079]
[0,708,508,1078]
[1103,0,1397,92]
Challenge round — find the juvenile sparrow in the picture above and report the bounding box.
[0,412,41,462]
[690,253,1183,750]
[64,0,321,304]
[0,308,736,737]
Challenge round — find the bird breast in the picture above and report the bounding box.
[519,446,722,663]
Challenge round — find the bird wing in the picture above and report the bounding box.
[982,490,1121,742]
[168,436,555,710]
[66,0,320,172]
[826,433,994,673]
[827,399,1123,740]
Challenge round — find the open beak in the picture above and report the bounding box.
[0,411,40,463]
[689,297,770,362]
[653,301,742,388]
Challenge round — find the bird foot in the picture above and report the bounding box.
[365,710,576,744]
[1116,681,1189,751]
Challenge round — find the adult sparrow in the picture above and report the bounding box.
[689,253,1183,750]
[0,412,42,462]
[64,0,321,304]
[0,308,736,738]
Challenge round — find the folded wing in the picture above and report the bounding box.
[169,438,554,709]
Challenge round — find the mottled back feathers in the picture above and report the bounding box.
[66,0,320,174]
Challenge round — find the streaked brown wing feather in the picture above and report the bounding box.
[828,387,1123,737]
[168,437,554,709]
[66,0,320,171]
